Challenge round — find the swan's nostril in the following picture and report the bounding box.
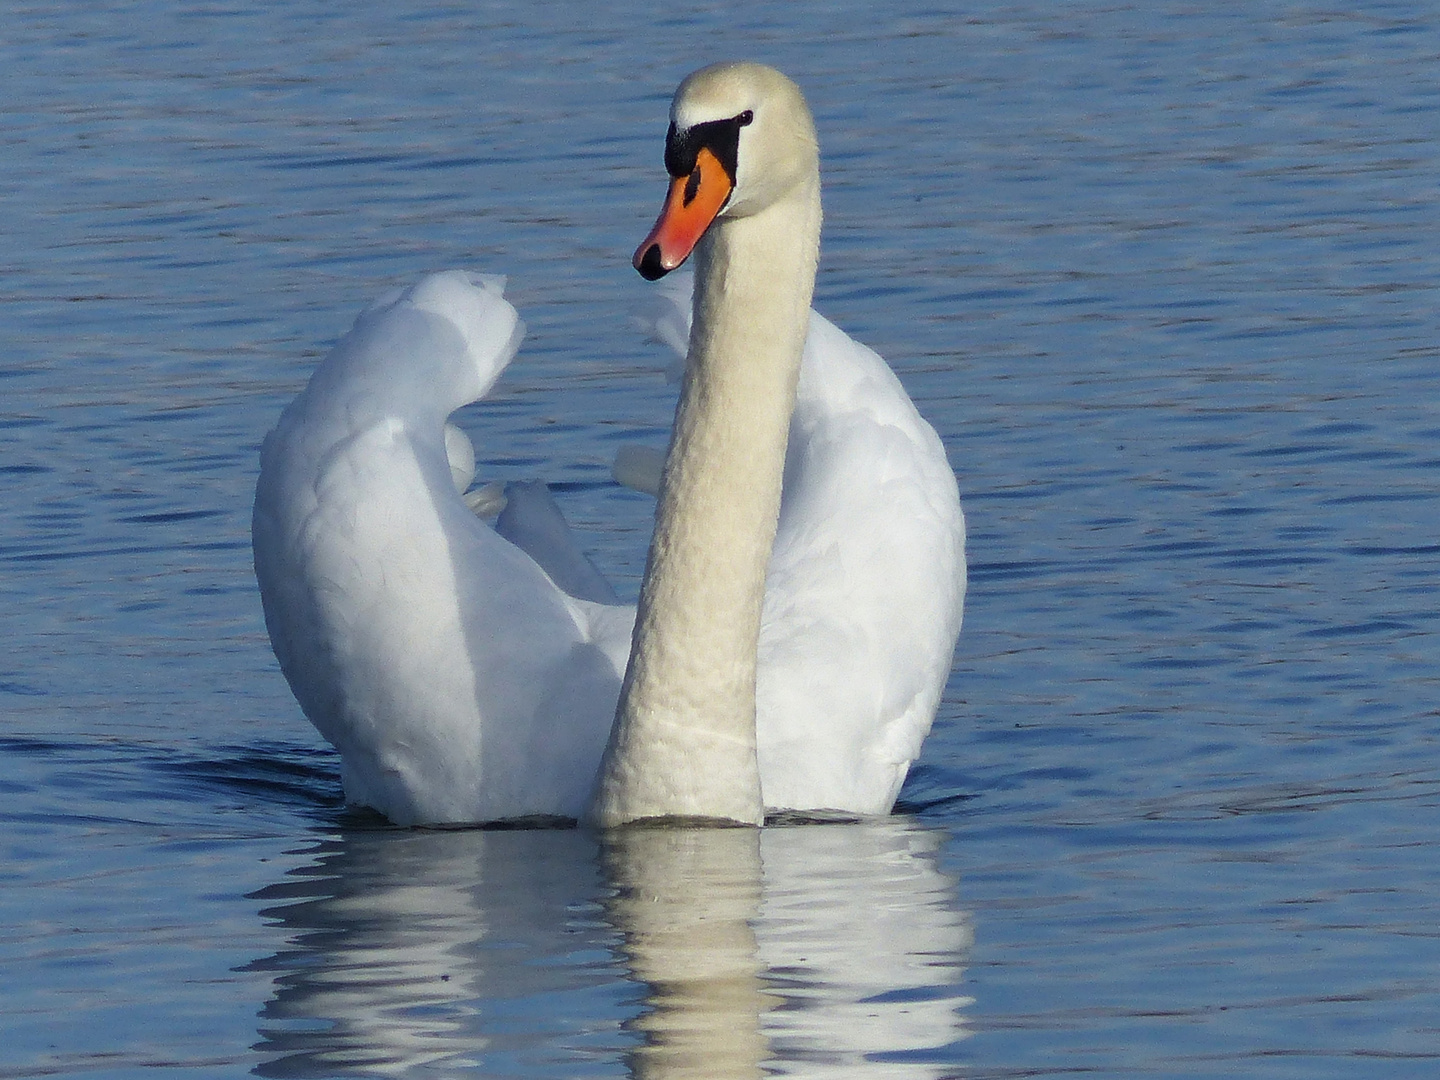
[636,244,671,281]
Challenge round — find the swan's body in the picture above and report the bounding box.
[252,63,965,826]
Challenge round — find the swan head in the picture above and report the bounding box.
[634,62,818,280]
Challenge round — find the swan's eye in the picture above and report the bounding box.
[737,110,754,126]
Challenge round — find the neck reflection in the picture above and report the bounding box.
[604,826,769,1080]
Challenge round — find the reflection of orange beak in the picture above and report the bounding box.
[634,146,734,280]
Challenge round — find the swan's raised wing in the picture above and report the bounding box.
[635,276,966,815]
[758,312,965,813]
[254,273,631,824]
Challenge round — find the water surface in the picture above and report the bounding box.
[2,2,1438,1077]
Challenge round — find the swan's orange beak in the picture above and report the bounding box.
[634,146,734,280]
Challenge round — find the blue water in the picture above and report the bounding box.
[3,2,1439,1076]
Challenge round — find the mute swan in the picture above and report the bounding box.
[252,62,965,827]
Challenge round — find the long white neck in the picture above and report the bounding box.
[590,174,821,827]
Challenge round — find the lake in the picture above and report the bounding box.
[2,1,1438,1076]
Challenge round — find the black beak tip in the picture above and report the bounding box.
[636,244,671,281]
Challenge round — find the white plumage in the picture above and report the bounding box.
[253,273,632,823]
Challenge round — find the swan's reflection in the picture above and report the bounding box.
[249,821,971,1077]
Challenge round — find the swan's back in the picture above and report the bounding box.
[256,270,962,824]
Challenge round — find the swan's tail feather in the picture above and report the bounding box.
[443,422,477,493]
[495,480,620,605]
[462,480,507,517]
[612,444,665,497]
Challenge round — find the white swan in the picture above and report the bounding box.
[252,63,965,827]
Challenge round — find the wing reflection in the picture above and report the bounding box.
[248,821,970,1078]
[756,825,974,1077]
[247,828,624,1076]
